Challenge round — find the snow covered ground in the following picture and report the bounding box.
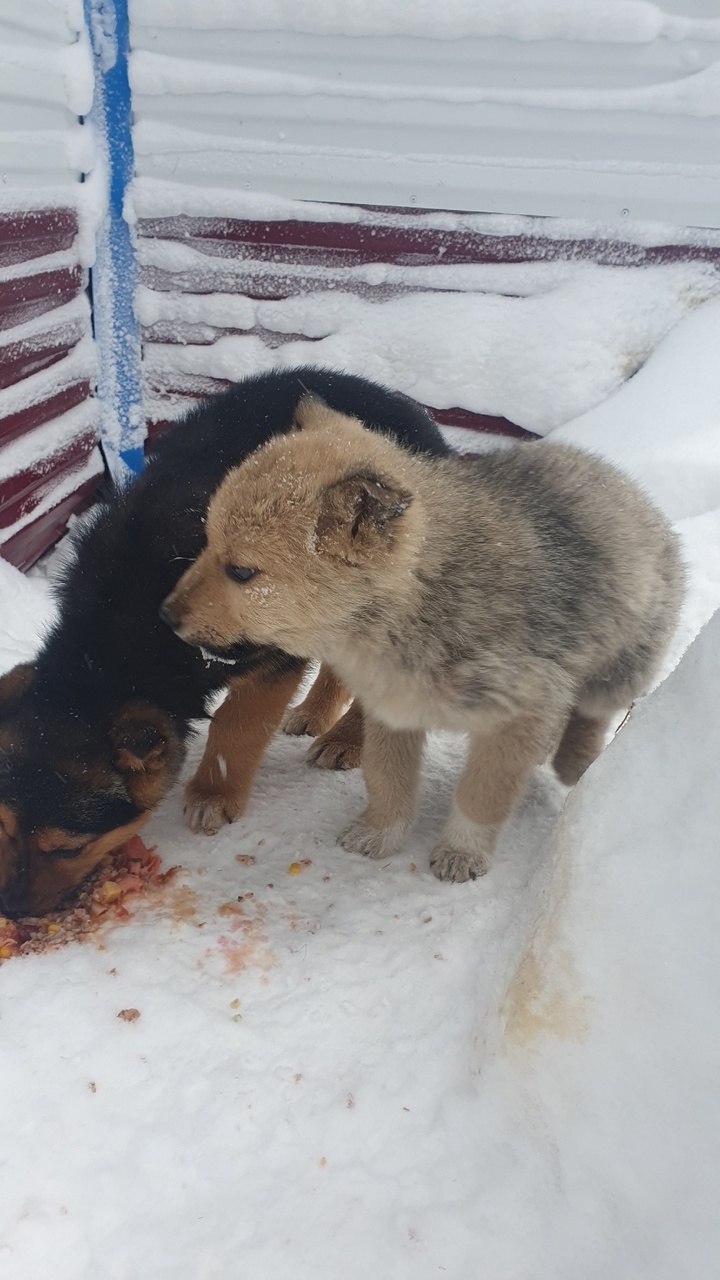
[1,292,720,1278]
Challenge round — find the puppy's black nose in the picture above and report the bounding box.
[159,600,177,630]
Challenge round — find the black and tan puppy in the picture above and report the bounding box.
[163,399,684,883]
[0,371,450,915]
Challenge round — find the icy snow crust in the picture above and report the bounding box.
[1,289,720,1275]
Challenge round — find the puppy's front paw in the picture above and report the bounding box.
[307,729,362,771]
[430,843,489,883]
[184,781,246,836]
[339,817,407,861]
[282,705,318,738]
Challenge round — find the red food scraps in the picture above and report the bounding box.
[0,836,179,962]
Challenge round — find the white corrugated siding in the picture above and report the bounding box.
[0,0,92,193]
[129,2,720,228]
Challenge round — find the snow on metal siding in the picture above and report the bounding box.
[0,1,103,570]
[129,6,720,227]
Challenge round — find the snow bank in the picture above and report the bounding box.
[0,556,55,672]
[550,294,720,667]
[553,293,720,521]
[494,605,720,1279]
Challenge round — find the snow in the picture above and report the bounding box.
[2,265,720,1276]
[140,259,720,433]
[0,0,102,552]
[0,296,89,352]
[132,49,720,116]
[131,0,720,44]
[0,0,94,193]
[130,179,720,252]
[128,1,720,221]
[553,294,720,520]
[0,338,96,447]
[0,556,55,673]
[0,0,718,1265]
[493,606,720,1279]
[1,444,104,543]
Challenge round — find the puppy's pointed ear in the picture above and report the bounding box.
[0,663,35,717]
[317,472,412,560]
[111,704,182,810]
[293,395,359,435]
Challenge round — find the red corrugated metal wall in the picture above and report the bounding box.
[0,209,104,571]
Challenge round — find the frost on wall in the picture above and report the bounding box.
[0,0,103,569]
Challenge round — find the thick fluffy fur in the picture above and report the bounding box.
[0,371,449,914]
[164,399,684,882]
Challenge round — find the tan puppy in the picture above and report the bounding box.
[162,399,684,882]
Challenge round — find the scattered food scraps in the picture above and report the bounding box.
[117,1008,140,1022]
[235,854,256,866]
[287,859,312,875]
[0,837,179,963]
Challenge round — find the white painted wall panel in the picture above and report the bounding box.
[129,4,720,228]
[0,1,92,193]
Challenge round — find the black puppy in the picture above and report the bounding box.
[0,368,450,915]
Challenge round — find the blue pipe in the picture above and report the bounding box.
[84,0,144,478]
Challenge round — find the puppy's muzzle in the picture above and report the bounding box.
[159,598,181,632]
[159,596,198,646]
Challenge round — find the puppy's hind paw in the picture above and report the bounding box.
[429,843,489,883]
[339,817,407,861]
[307,730,362,771]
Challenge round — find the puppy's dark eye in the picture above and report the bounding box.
[45,846,85,861]
[225,565,258,584]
